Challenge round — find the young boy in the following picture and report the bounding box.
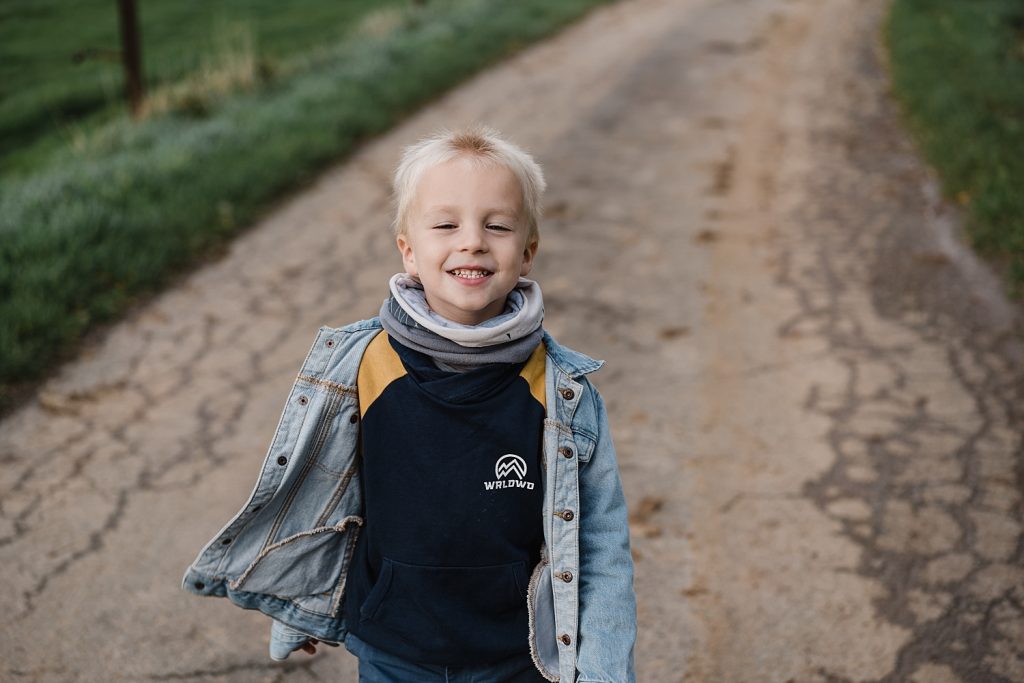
[183,126,637,682]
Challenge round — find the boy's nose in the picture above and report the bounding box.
[458,224,488,251]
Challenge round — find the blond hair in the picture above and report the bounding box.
[390,125,546,239]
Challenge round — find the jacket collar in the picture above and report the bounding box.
[542,330,604,378]
[338,317,384,334]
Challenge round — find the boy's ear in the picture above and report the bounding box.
[519,237,539,277]
[396,233,418,277]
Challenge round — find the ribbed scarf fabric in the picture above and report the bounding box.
[378,273,544,370]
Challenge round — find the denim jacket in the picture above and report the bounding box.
[182,318,637,682]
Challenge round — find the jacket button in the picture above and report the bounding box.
[559,446,573,459]
[298,395,308,405]
[349,413,359,424]
[560,570,574,582]
[221,538,231,545]
[277,456,288,466]
[194,581,205,590]
[560,388,575,400]
[559,634,572,646]
[560,509,574,522]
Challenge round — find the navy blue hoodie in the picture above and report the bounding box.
[343,333,546,665]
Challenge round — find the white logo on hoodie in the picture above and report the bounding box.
[485,454,534,491]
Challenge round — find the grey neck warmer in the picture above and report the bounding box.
[379,273,544,370]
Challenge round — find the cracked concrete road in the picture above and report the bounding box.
[3,0,1023,681]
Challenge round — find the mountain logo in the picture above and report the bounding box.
[485,454,533,491]
[496,454,527,480]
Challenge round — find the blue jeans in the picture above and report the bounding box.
[344,632,548,683]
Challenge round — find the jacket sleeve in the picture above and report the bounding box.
[268,619,313,661]
[574,383,637,683]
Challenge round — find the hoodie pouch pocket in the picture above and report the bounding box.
[359,557,529,661]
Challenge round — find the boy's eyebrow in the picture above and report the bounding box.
[425,204,519,216]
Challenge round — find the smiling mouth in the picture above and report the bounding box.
[448,268,493,279]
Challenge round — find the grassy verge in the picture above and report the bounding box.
[885,0,1024,296]
[0,0,613,414]
[0,0,409,176]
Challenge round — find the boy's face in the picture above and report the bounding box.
[397,155,538,325]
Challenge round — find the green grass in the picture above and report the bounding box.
[0,0,412,177]
[886,0,1024,294]
[0,0,614,414]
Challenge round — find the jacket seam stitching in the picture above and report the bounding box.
[228,516,364,591]
[297,375,357,398]
[544,418,573,436]
[260,391,344,552]
[313,458,360,526]
[209,377,315,577]
[527,557,560,682]
[328,524,362,617]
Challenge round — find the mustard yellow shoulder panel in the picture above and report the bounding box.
[519,341,547,410]
[357,332,407,417]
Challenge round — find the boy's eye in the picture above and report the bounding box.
[487,224,512,232]
[434,223,456,230]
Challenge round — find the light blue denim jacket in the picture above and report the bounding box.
[182,318,636,682]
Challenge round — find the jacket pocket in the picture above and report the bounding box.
[571,430,596,463]
[230,516,362,600]
[358,557,529,661]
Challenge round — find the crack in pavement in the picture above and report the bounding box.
[779,2,1024,681]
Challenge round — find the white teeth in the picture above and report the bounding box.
[450,269,490,279]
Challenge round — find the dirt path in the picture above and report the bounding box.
[3,0,1023,681]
